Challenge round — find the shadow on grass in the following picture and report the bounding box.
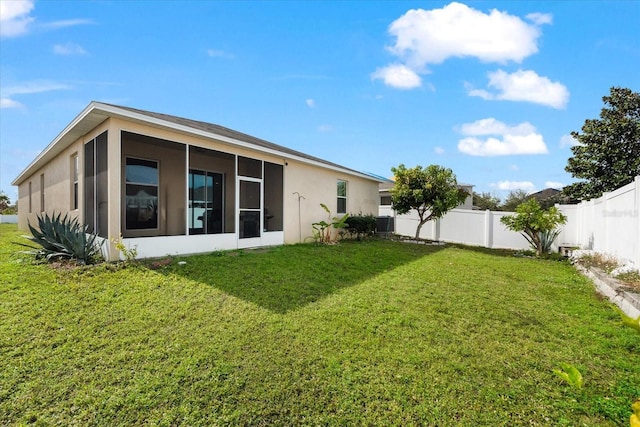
[446,242,525,259]
[165,239,445,314]
[446,242,571,264]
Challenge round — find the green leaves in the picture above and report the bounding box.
[390,164,468,239]
[564,87,640,200]
[613,306,640,333]
[21,212,103,265]
[553,363,584,389]
[312,205,349,244]
[500,199,567,256]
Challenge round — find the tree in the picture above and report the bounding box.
[501,189,529,212]
[0,192,17,215]
[0,192,9,212]
[564,87,640,201]
[390,164,468,240]
[500,199,567,257]
[473,191,500,211]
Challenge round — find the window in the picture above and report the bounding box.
[84,132,108,237]
[125,157,159,230]
[238,156,262,178]
[40,174,45,212]
[189,170,224,235]
[263,162,283,232]
[71,154,79,210]
[28,181,32,213]
[337,180,347,214]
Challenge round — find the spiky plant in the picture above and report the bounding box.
[20,212,104,265]
[539,229,562,254]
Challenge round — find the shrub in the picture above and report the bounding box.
[21,212,103,265]
[500,199,567,256]
[311,204,348,244]
[345,213,377,240]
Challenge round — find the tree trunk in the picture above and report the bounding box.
[532,233,542,257]
[415,219,428,240]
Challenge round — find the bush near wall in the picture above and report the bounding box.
[345,213,377,240]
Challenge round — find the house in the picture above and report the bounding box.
[12,102,381,260]
[378,181,474,209]
[527,187,571,208]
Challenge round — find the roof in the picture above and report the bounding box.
[12,101,383,185]
[528,188,561,199]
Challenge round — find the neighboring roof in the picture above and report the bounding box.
[13,101,383,185]
[362,172,394,183]
[528,188,561,199]
[379,181,474,192]
[527,188,560,203]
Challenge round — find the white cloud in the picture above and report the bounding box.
[371,64,421,89]
[434,146,445,155]
[526,12,553,25]
[1,80,72,108]
[41,19,94,30]
[545,181,564,189]
[492,181,535,191]
[317,124,333,133]
[560,134,579,148]
[0,0,34,37]
[207,49,234,59]
[374,3,553,89]
[0,98,23,109]
[457,118,548,156]
[3,80,71,96]
[390,3,546,66]
[305,99,315,108]
[0,1,93,38]
[53,42,87,55]
[467,69,569,109]
[509,164,519,171]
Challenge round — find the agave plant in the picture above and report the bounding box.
[539,228,562,254]
[20,212,103,265]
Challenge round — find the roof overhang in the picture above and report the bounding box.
[13,101,383,185]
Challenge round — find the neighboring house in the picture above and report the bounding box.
[527,188,571,208]
[379,181,474,209]
[12,102,381,260]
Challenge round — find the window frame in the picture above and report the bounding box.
[337,179,347,214]
[71,153,79,210]
[124,156,160,231]
[40,173,45,212]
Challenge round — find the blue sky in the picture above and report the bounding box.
[1,0,639,202]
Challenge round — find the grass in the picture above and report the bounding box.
[1,223,638,425]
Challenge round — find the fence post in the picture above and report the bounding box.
[433,218,441,241]
[603,191,610,254]
[484,210,493,248]
[635,176,640,263]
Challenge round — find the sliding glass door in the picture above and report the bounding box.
[188,169,224,235]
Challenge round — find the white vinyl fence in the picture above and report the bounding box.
[0,215,18,224]
[556,176,640,264]
[380,176,640,264]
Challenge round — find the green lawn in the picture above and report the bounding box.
[1,223,638,426]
